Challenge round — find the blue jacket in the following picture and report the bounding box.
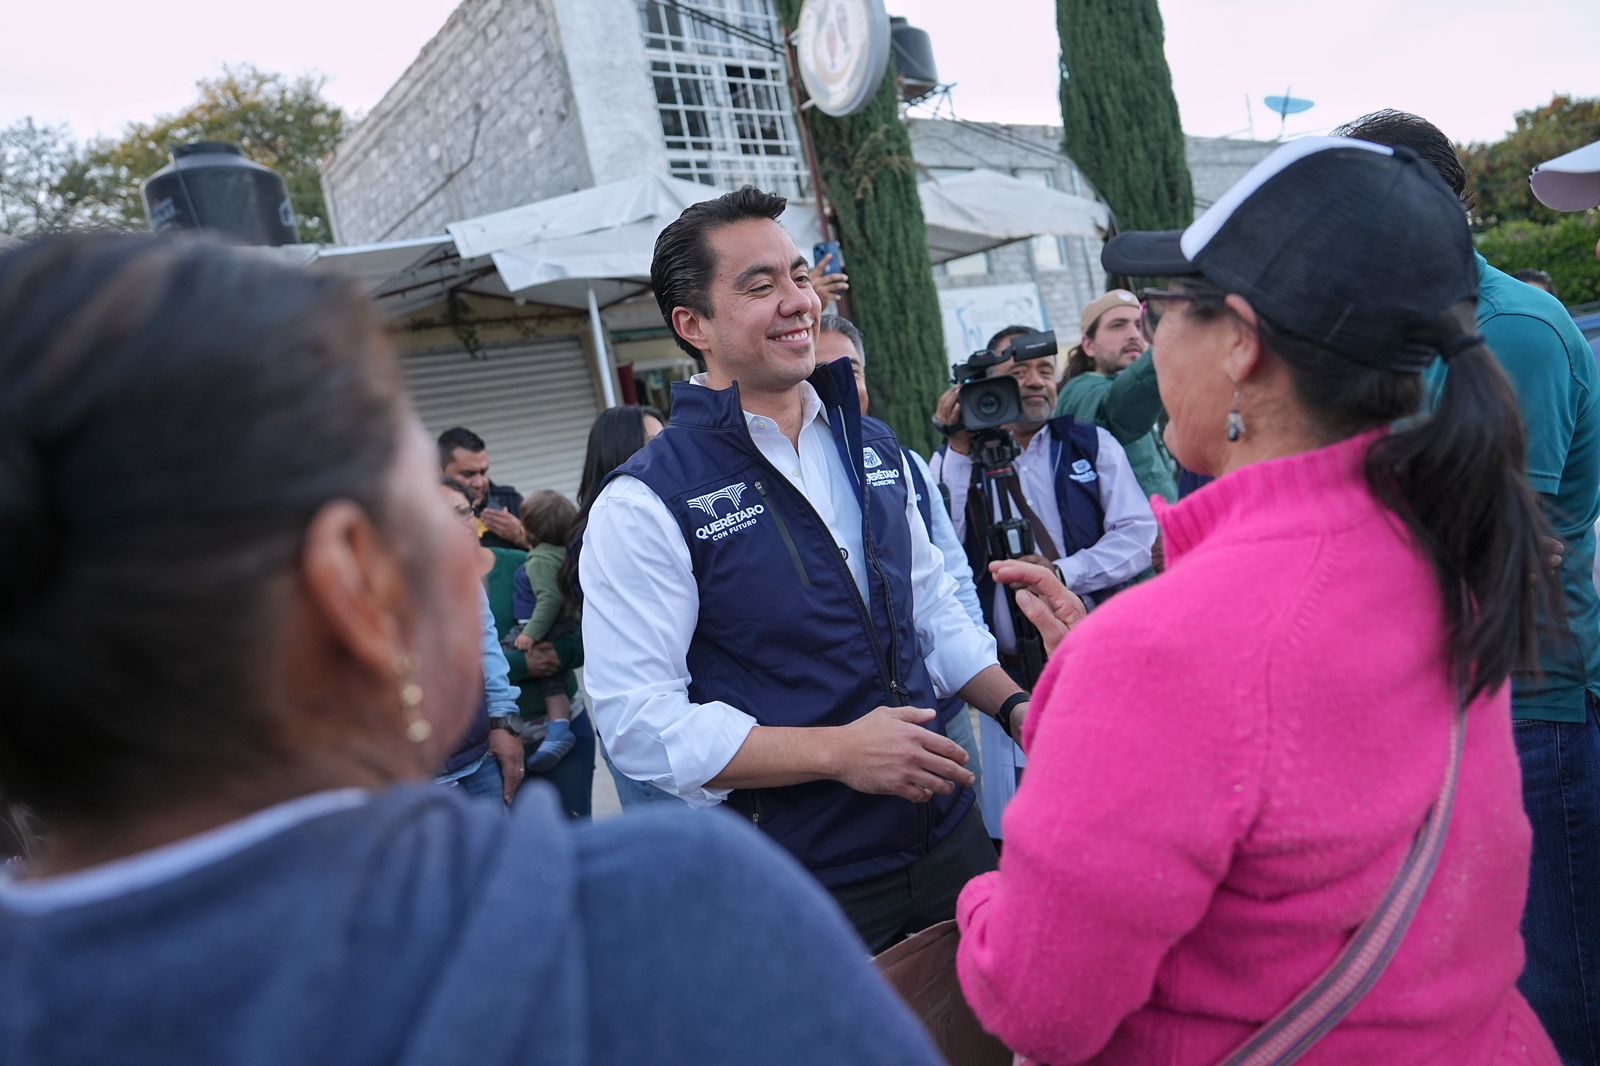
[0,787,942,1065]
[609,358,973,887]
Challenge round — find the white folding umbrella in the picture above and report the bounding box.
[917,169,1112,260]
[1531,140,1600,213]
[448,174,823,406]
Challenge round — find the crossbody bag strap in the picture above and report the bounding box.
[1218,690,1469,1066]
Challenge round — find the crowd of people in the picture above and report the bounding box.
[3,107,1599,1065]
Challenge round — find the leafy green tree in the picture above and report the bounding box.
[1462,96,1600,230]
[1057,0,1193,232]
[1477,214,1600,306]
[0,118,114,237]
[774,1,948,455]
[81,65,346,243]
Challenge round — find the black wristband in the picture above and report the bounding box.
[489,716,517,734]
[995,692,1030,740]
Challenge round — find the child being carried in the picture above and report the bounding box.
[511,490,581,772]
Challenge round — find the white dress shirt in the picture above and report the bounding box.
[904,448,986,631]
[929,423,1157,653]
[581,377,998,808]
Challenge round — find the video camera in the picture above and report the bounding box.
[950,330,1059,432]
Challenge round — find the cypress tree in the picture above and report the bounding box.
[775,0,947,455]
[1058,0,1194,231]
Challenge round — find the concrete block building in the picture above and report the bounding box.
[322,0,1273,484]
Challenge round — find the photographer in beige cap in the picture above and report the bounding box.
[1056,289,1178,502]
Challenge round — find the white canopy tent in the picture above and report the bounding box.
[918,169,1111,261]
[268,169,1110,406]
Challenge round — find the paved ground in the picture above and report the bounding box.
[590,739,622,820]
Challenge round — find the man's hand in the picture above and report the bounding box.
[1013,553,1052,570]
[523,641,560,678]
[831,705,974,802]
[934,386,973,455]
[487,727,526,805]
[480,508,529,547]
[814,251,849,306]
[989,559,1086,658]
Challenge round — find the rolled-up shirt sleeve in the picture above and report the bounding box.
[580,476,757,808]
[901,453,999,700]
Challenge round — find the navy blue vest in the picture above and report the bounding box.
[941,415,1109,632]
[608,358,973,887]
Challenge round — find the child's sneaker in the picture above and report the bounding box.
[527,718,575,772]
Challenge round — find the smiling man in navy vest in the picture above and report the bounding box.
[579,187,1038,953]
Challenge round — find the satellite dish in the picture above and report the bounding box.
[1261,89,1315,139]
[1263,95,1315,117]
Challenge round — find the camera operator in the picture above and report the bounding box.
[930,325,1156,648]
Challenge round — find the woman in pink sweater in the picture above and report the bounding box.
[957,139,1559,1064]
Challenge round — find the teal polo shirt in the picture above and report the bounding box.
[1431,254,1600,721]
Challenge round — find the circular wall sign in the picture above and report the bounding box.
[795,0,891,118]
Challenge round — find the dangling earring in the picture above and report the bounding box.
[1226,388,1246,443]
[396,655,431,744]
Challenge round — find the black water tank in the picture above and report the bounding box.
[141,142,300,246]
[891,17,939,102]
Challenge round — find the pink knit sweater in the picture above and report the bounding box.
[956,432,1555,1065]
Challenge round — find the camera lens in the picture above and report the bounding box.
[974,391,1004,419]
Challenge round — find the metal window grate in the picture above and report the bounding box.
[638,0,810,198]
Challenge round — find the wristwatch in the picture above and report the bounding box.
[995,692,1029,740]
[489,716,517,734]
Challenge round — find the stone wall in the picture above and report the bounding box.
[1185,135,1276,216]
[322,0,665,244]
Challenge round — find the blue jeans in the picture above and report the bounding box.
[1515,693,1600,1065]
[599,739,680,810]
[446,755,505,801]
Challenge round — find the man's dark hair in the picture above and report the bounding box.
[436,426,486,470]
[818,313,866,361]
[1332,110,1473,212]
[650,186,789,360]
[1512,269,1558,298]
[986,324,1036,354]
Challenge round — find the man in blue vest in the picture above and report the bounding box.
[930,327,1156,638]
[929,327,1156,836]
[579,187,1040,953]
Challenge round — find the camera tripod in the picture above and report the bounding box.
[963,427,1059,689]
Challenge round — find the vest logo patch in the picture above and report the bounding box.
[1069,458,1098,484]
[688,482,748,516]
[688,482,765,541]
[862,446,884,469]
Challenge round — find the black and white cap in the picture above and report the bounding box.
[1103,137,1478,372]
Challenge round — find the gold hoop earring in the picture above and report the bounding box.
[396,655,431,744]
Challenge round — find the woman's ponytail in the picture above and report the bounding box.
[1362,303,1556,701]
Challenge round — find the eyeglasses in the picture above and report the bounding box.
[1138,289,1198,335]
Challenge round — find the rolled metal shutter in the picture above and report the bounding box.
[402,338,598,501]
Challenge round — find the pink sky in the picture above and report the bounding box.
[3,1,1595,147]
